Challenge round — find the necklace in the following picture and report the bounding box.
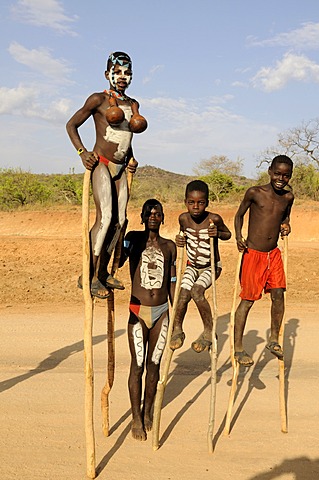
[104,89,129,101]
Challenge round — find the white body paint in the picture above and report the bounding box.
[104,105,133,161]
[151,315,169,365]
[133,322,144,367]
[92,165,128,256]
[185,227,210,267]
[140,246,164,290]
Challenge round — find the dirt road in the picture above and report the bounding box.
[0,204,318,479]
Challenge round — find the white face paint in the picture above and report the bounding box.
[110,65,132,89]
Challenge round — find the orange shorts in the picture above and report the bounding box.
[239,247,286,301]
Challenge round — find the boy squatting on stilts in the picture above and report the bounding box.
[233,155,294,366]
[119,199,177,441]
[170,180,231,353]
[66,51,143,299]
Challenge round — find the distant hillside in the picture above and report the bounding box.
[130,165,194,204]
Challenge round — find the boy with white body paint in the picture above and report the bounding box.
[170,180,231,353]
[120,199,177,441]
[66,51,143,298]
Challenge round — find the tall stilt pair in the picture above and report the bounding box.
[82,162,135,479]
[224,237,288,436]
[152,233,219,453]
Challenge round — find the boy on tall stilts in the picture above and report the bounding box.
[66,51,146,298]
[233,155,294,366]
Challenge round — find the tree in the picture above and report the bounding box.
[200,171,234,203]
[258,119,319,170]
[51,174,83,204]
[193,155,243,178]
[0,168,52,208]
[290,164,319,200]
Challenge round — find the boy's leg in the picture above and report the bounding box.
[234,299,254,366]
[190,284,213,353]
[98,171,129,289]
[89,163,113,297]
[143,312,169,431]
[170,288,191,350]
[266,288,285,359]
[127,313,148,441]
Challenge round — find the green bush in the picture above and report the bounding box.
[200,171,235,202]
[290,164,319,200]
[0,168,52,209]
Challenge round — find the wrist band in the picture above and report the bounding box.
[77,148,85,155]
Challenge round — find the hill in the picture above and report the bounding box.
[130,165,194,204]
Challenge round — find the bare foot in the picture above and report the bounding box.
[131,419,146,441]
[170,329,185,350]
[191,331,212,353]
[144,415,152,432]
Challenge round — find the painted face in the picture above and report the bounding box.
[268,163,292,191]
[109,64,132,91]
[185,190,208,219]
[142,205,163,228]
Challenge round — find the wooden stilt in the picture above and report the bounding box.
[279,235,288,433]
[82,169,96,479]
[101,161,135,436]
[207,235,218,453]
[223,252,242,436]
[152,239,185,451]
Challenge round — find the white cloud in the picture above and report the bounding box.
[251,53,319,91]
[0,85,72,122]
[232,81,248,88]
[248,22,319,50]
[8,42,73,83]
[133,95,278,177]
[143,64,164,84]
[11,0,78,36]
[0,85,37,114]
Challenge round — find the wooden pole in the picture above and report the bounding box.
[207,235,218,453]
[223,252,242,436]
[279,235,288,433]
[152,238,185,451]
[101,160,135,436]
[82,168,96,479]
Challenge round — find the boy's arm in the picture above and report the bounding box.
[234,188,254,251]
[66,93,103,170]
[209,214,231,241]
[126,146,138,173]
[175,214,186,247]
[118,231,133,268]
[280,194,295,236]
[168,241,177,306]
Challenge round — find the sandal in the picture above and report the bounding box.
[170,331,185,350]
[234,350,254,366]
[191,333,212,353]
[266,341,284,360]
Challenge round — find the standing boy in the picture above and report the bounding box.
[234,155,294,366]
[66,51,143,299]
[120,199,176,441]
[170,180,231,353]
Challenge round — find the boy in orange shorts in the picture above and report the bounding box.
[234,155,294,366]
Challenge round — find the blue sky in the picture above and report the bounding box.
[1,0,319,178]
